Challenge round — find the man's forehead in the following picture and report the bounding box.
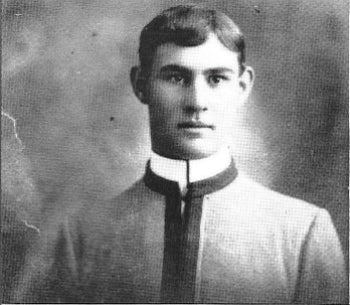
[151,33,240,72]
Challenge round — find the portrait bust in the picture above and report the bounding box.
[2,2,348,304]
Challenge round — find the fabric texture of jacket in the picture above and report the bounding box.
[15,161,347,303]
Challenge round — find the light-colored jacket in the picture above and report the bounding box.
[15,172,347,303]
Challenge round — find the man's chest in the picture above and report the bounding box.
[106,194,298,303]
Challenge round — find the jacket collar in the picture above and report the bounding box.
[144,149,238,197]
[149,147,232,191]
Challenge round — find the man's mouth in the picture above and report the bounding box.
[178,122,215,129]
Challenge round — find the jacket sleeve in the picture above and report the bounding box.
[294,208,348,304]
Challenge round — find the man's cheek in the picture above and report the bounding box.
[151,111,171,131]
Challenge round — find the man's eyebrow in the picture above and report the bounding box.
[205,67,235,74]
[158,65,236,75]
[159,64,191,74]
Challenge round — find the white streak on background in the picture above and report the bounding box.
[2,109,23,147]
[23,219,41,235]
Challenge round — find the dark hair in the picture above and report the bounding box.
[139,5,246,74]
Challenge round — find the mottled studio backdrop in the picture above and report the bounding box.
[1,0,348,299]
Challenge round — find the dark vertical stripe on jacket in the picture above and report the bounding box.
[161,190,204,303]
[179,192,204,303]
[161,191,182,302]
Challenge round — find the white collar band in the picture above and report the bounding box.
[150,147,232,191]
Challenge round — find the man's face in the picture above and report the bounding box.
[136,33,253,160]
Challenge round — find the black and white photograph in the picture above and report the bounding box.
[1,0,348,303]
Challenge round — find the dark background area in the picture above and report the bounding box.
[1,0,348,300]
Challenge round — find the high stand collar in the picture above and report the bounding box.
[144,148,238,197]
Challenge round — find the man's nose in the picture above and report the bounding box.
[183,78,209,113]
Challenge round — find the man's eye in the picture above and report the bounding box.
[166,74,185,84]
[208,75,227,85]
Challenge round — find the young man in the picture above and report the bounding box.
[16,5,346,304]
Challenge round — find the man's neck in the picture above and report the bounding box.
[150,147,232,192]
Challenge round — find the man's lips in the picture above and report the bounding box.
[178,122,215,129]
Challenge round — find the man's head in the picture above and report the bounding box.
[131,5,254,160]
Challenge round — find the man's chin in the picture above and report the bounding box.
[152,137,221,160]
[173,141,220,160]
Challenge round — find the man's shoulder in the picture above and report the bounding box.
[115,178,154,202]
[84,178,153,215]
[97,177,162,221]
[235,173,321,208]
[54,178,154,254]
[206,173,337,262]
[216,172,327,226]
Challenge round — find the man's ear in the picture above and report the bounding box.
[238,65,254,104]
[130,66,147,104]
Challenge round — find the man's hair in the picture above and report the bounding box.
[139,5,246,74]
